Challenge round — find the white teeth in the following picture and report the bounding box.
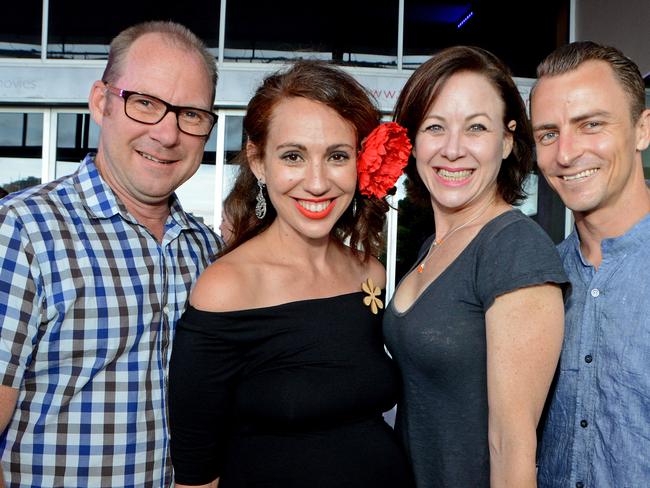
[437,168,473,180]
[138,151,171,164]
[563,168,598,181]
[298,200,330,212]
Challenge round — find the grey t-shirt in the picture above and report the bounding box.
[383,209,568,487]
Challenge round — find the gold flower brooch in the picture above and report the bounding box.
[362,278,384,315]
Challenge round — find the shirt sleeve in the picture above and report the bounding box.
[476,216,569,310]
[0,207,42,388]
[168,307,244,485]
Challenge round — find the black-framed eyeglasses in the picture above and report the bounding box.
[103,82,217,137]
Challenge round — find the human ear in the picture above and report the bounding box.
[247,140,266,182]
[502,120,516,159]
[88,80,109,126]
[635,109,650,152]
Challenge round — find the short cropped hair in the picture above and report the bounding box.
[102,20,217,103]
[534,41,645,123]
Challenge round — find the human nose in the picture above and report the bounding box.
[303,161,330,195]
[148,110,181,147]
[440,129,466,161]
[555,131,582,167]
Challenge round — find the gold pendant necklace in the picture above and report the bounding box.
[417,198,495,274]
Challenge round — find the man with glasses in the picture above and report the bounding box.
[0,21,221,487]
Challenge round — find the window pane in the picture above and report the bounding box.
[0,0,41,59]
[395,175,434,283]
[0,112,43,195]
[403,0,569,77]
[223,115,245,197]
[47,0,220,60]
[225,0,398,67]
[55,113,99,177]
[176,118,220,228]
[176,163,217,229]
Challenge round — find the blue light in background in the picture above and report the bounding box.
[457,10,474,29]
[406,3,472,24]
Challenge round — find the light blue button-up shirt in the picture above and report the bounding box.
[538,213,650,488]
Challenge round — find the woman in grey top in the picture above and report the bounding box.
[383,46,568,487]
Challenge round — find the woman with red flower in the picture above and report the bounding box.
[168,60,414,488]
[383,46,569,488]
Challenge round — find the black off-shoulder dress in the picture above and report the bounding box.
[169,291,414,488]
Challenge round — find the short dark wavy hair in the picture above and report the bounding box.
[393,45,534,206]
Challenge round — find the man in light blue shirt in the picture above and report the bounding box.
[530,41,650,487]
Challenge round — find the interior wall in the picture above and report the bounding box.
[575,0,650,77]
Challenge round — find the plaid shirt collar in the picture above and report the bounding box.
[75,153,193,231]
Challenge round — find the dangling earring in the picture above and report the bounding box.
[352,197,358,217]
[255,179,267,220]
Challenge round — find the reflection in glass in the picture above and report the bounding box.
[47,0,220,59]
[0,112,44,194]
[225,0,398,67]
[0,0,41,58]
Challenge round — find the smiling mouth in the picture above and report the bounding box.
[295,199,336,219]
[436,168,474,180]
[562,168,599,181]
[137,150,175,164]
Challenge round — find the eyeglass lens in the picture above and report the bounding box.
[125,93,214,136]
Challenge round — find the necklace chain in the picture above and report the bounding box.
[417,198,496,274]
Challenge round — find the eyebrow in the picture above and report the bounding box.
[276,143,355,151]
[532,110,612,132]
[422,112,493,122]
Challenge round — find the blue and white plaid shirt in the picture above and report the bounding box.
[0,154,221,487]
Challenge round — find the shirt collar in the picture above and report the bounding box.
[73,153,192,231]
[568,212,650,266]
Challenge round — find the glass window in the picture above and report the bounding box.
[0,112,43,195]
[223,115,245,197]
[47,0,220,60]
[0,0,41,59]
[225,0,398,67]
[55,113,99,177]
[394,175,434,283]
[176,161,217,229]
[403,0,569,78]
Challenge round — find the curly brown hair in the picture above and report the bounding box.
[222,60,389,261]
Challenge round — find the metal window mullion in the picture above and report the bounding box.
[385,192,399,303]
[397,0,405,70]
[42,108,56,182]
[218,0,227,66]
[41,0,49,61]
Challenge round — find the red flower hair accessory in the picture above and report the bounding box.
[357,122,412,199]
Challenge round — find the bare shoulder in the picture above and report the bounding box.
[190,248,257,312]
[365,255,387,289]
[345,248,386,290]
